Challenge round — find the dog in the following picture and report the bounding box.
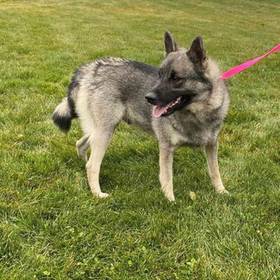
[52,32,229,201]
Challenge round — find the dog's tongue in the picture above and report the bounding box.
[152,105,167,118]
[152,97,182,118]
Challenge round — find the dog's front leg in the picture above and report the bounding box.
[205,141,229,194]
[159,144,175,201]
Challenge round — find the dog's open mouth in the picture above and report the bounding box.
[152,96,189,118]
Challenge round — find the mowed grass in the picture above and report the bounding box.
[0,0,280,279]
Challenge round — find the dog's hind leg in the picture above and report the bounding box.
[205,142,229,194]
[159,144,175,201]
[86,127,115,198]
[76,85,125,198]
[76,134,90,161]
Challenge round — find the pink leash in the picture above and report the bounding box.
[220,43,280,80]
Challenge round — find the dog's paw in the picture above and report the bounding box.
[165,193,175,202]
[216,189,229,195]
[95,192,109,199]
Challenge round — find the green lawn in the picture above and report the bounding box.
[0,0,280,279]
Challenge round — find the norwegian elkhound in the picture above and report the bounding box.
[52,32,229,201]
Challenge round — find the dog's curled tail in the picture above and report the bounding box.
[52,97,75,133]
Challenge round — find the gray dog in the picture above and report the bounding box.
[52,32,229,201]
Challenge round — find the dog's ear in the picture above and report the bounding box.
[164,31,178,55]
[187,36,206,67]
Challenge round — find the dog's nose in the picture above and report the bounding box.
[145,92,158,105]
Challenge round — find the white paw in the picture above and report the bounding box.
[95,192,109,199]
[216,189,229,195]
[165,192,175,202]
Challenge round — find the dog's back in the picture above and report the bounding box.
[53,58,159,134]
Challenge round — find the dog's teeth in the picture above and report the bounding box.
[165,96,182,112]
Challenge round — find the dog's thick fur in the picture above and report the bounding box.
[53,32,229,200]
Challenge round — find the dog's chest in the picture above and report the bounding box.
[168,112,217,147]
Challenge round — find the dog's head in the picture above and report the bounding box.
[146,32,213,118]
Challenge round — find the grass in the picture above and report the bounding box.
[0,0,279,279]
